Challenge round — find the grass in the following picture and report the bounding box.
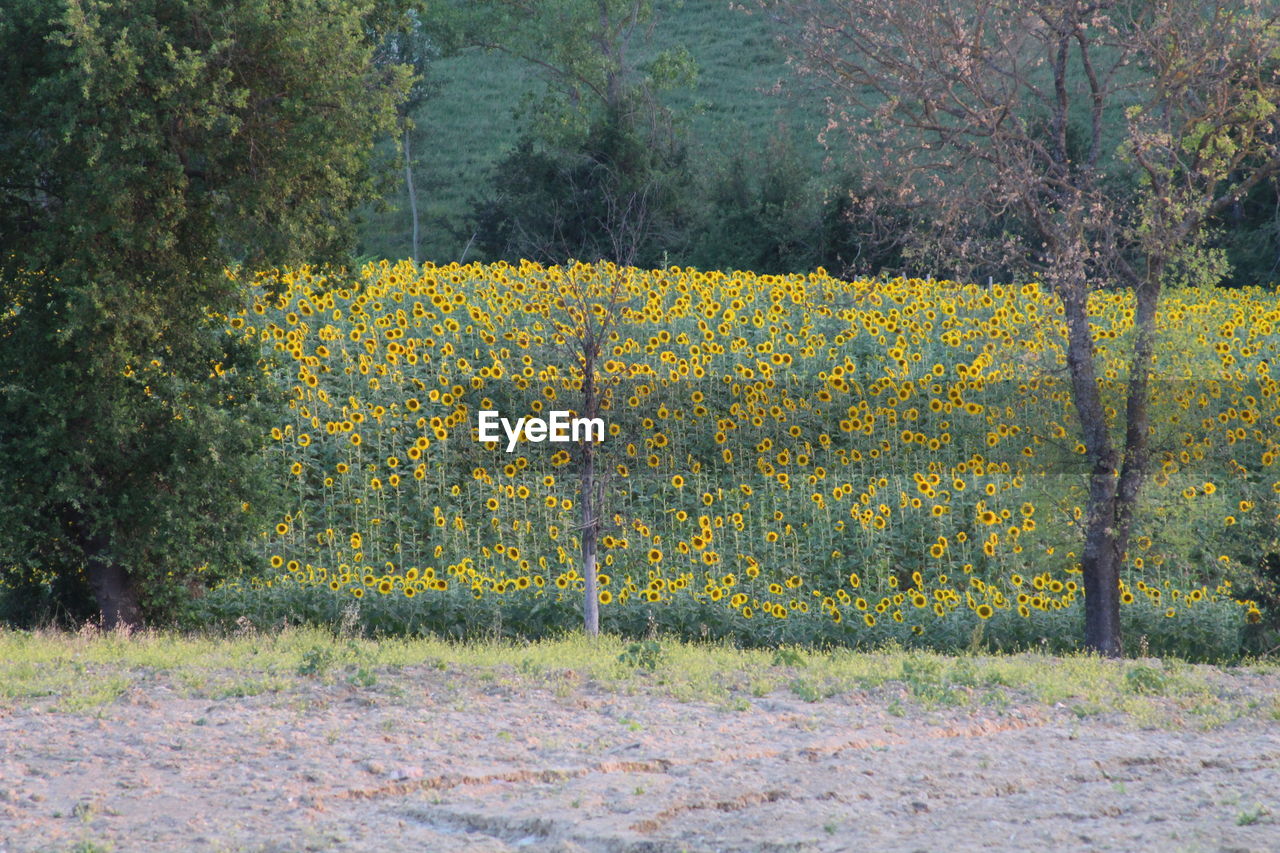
[1,626,1276,728]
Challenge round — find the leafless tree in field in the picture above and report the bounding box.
[548,262,631,636]
[769,0,1280,654]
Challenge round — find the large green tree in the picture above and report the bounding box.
[0,0,411,628]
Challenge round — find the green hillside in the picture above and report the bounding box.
[358,1,827,264]
[356,2,1279,286]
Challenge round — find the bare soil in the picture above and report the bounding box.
[2,665,1278,853]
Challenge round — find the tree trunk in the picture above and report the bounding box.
[1061,269,1165,658]
[580,447,600,637]
[85,542,142,631]
[65,504,143,630]
[1113,269,1164,574]
[404,128,420,265]
[1081,482,1123,656]
[579,348,600,637]
[1088,265,1164,656]
[1056,271,1124,656]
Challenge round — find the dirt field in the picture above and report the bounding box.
[2,661,1279,853]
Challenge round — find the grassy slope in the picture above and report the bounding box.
[358,1,826,264]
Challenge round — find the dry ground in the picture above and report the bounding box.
[1,639,1279,852]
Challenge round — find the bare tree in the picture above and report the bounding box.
[376,11,438,264]
[770,0,1280,654]
[547,262,631,636]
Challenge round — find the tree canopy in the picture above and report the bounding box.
[0,0,412,627]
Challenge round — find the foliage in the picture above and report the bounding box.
[366,6,442,264]
[470,104,696,267]
[689,135,911,278]
[359,2,1279,282]
[356,1,834,265]
[184,573,1252,662]
[1213,173,1280,289]
[453,0,699,266]
[1124,664,1167,695]
[618,640,663,670]
[0,0,412,626]
[449,0,695,145]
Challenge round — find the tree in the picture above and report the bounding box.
[455,0,697,266]
[375,9,439,265]
[1215,168,1280,287]
[0,0,411,628]
[689,131,912,277]
[771,0,1280,654]
[452,0,694,136]
[472,104,692,266]
[550,264,630,636]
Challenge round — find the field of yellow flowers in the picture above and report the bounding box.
[205,260,1278,658]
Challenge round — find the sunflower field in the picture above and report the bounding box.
[195,260,1279,659]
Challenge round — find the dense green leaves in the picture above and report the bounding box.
[452,0,699,266]
[0,0,411,626]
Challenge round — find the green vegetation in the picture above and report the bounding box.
[1,627,1277,730]
[185,573,1254,664]
[358,0,856,272]
[359,1,1279,287]
[185,261,1275,662]
[0,0,413,627]
[2,1,1279,664]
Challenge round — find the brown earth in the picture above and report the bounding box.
[1,666,1278,853]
